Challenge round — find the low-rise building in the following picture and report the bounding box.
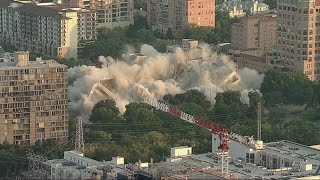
[40,140,320,179]
[231,53,275,73]
[42,150,125,179]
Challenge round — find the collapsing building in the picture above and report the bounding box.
[87,54,240,105]
[88,78,118,103]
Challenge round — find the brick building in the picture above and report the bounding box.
[147,0,215,32]
[230,14,277,57]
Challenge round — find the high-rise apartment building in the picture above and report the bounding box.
[147,0,215,32]
[73,8,97,58]
[267,0,320,80]
[0,1,97,60]
[0,50,68,145]
[230,14,277,57]
[64,0,134,29]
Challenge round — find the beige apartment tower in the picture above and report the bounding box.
[147,0,215,32]
[0,1,97,60]
[0,51,68,145]
[231,14,277,57]
[268,0,320,80]
[64,0,134,29]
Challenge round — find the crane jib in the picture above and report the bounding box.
[143,97,195,124]
[143,97,230,153]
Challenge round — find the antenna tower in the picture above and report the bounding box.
[75,116,84,152]
[257,102,262,141]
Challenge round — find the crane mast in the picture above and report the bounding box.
[143,97,231,176]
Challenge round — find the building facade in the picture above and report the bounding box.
[267,0,320,81]
[230,14,277,57]
[0,1,97,60]
[0,51,68,145]
[64,0,134,29]
[0,1,77,59]
[147,0,215,32]
[73,8,97,58]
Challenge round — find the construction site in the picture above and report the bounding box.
[22,97,320,180]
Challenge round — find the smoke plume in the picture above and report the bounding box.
[68,44,264,120]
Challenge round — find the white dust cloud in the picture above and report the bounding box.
[67,44,264,120]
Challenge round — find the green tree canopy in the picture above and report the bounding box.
[163,89,211,110]
[90,99,120,123]
[261,69,313,106]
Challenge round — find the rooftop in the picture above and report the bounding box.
[0,60,66,70]
[14,3,63,19]
[232,53,267,64]
[137,140,320,179]
[0,51,66,70]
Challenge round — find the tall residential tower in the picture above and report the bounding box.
[0,1,97,60]
[268,0,320,80]
[0,50,68,145]
[64,0,134,29]
[147,0,215,32]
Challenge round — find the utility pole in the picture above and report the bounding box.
[257,102,262,141]
[75,116,84,153]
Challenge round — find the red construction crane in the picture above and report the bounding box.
[143,97,231,176]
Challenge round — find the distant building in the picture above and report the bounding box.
[216,0,269,18]
[266,0,320,81]
[0,1,97,60]
[230,14,277,57]
[166,39,203,59]
[62,0,134,29]
[0,50,68,145]
[147,0,215,32]
[231,53,275,73]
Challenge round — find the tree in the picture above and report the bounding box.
[1,43,17,53]
[90,100,120,123]
[166,28,175,40]
[133,13,148,29]
[134,0,147,10]
[261,69,313,106]
[86,131,112,142]
[247,91,265,118]
[163,90,211,110]
[264,0,277,9]
[212,90,249,122]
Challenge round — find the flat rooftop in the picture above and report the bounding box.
[0,60,67,70]
[137,140,320,179]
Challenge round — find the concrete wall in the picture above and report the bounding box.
[64,151,101,167]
